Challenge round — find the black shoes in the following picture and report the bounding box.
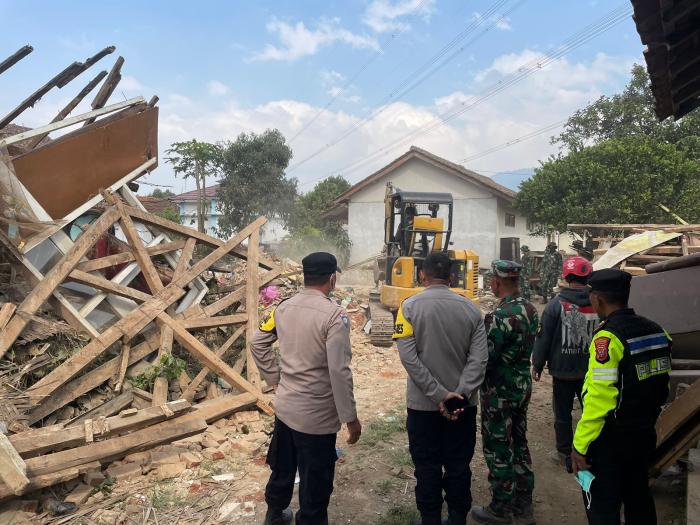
[263,507,294,525]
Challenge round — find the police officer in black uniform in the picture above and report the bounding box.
[571,269,671,525]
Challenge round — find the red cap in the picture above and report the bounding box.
[562,256,592,278]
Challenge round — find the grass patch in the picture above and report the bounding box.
[387,446,413,467]
[149,483,184,509]
[361,413,406,448]
[199,458,227,475]
[375,478,395,496]
[373,505,418,525]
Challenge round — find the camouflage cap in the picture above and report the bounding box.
[521,245,530,252]
[547,241,558,249]
[487,259,522,278]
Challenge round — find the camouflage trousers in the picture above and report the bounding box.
[519,275,531,300]
[480,389,534,510]
[540,274,557,301]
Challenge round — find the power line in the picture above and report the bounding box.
[310,4,632,183]
[288,0,520,173]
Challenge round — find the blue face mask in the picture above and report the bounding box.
[576,470,595,509]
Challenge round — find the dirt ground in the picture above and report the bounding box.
[26,293,684,525]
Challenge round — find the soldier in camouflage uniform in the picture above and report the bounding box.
[472,261,539,525]
[540,242,562,303]
[519,246,533,301]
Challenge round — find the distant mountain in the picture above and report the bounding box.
[490,168,535,192]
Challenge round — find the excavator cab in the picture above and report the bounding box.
[369,184,479,346]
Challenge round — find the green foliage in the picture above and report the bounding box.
[149,189,175,198]
[166,139,221,233]
[149,483,184,509]
[90,476,115,497]
[516,137,700,232]
[130,354,187,391]
[287,176,352,265]
[375,478,395,496]
[516,65,700,231]
[155,206,181,224]
[360,413,406,448]
[216,129,297,236]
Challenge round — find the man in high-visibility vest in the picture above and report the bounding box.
[571,268,671,525]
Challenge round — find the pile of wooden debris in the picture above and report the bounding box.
[567,223,700,274]
[0,44,299,517]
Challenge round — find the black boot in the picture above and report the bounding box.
[513,496,536,525]
[264,507,293,525]
[471,503,513,524]
[411,514,442,525]
[441,507,468,525]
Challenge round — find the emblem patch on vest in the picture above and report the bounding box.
[594,337,610,364]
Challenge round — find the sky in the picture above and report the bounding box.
[0,0,645,196]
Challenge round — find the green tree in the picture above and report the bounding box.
[165,140,221,233]
[216,129,296,236]
[553,64,700,161]
[289,176,352,264]
[515,137,700,232]
[155,206,181,224]
[149,188,175,198]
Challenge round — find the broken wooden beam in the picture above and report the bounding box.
[115,336,131,393]
[0,434,29,496]
[192,392,258,424]
[12,400,191,457]
[66,269,152,303]
[180,314,248,330]
[245,228,261,387]
[83,56,124,126]
[183,326,246,401]
[0,206,120,358]
[67,390,134,427]
[74,240,186,273]
[26,215,267,404]
[0,461,100,500]
[0,45,33,76]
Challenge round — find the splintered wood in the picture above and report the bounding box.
[0,190,283,500]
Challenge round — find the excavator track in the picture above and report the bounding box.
[369,292,395,347]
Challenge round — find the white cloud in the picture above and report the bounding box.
[320,70,361,104]
[120,75,143,92]
[363,0,435,33]
[207,80,230,96]
[471,11,513,32]
[251,18,379,62]
[320,70,346,86]
[148,51,635,194]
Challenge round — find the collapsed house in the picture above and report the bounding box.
[0,45,293,508]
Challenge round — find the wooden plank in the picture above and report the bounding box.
[108,193,164,294]
[0,98,145,146]
[656,379,700,447]
[158,312,272,415]
[115,337,131,393]
[67,391,134,427]
[0,45,33,76]
[26,217,267,405]
[27,331,160,424]
[192,392,257,424]
[173,238,196,282]
[245,228,261,387]
[152,378,168,406]
[75,240,186,273]
[126,206,279,271]
[183,326,246,401]
[83,56,124,126]
[67,269,153,303]
[180,314,248,330]
[0,206,120,358]
[203,267,283,317]
[0,461,100,501]
[23,414,207,477]
[0,434,29,495]
[0,303,16,331]
[27,70,108,150]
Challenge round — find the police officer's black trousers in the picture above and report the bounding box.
[552,377,583,455]
[265,417,337,525]
[584,427,657,525]
[407,406,477,521]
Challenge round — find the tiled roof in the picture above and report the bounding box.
[137,196,177,213]
[170,183,221,202]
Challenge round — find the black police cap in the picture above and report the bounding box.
[302,252,341,276]
[588,268,632,293]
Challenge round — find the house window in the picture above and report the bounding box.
[505,213,516,228]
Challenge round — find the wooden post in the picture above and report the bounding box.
[0,434,30,495]
[245,228,261,387]
[114,336,131,393]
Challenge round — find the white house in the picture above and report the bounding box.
[325,146,547,267]
[171,184,288,244]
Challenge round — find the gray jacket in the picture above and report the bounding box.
[393,285,488,411]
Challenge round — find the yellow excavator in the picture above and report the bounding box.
[369,183,479,346]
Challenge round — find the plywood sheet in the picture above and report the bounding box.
[592,230,682,270]
[12,107,158,220]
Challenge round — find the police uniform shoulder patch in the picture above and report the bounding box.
[594,336,610,364]
[340,312,350,330]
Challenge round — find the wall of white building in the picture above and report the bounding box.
[345,157,542,267]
